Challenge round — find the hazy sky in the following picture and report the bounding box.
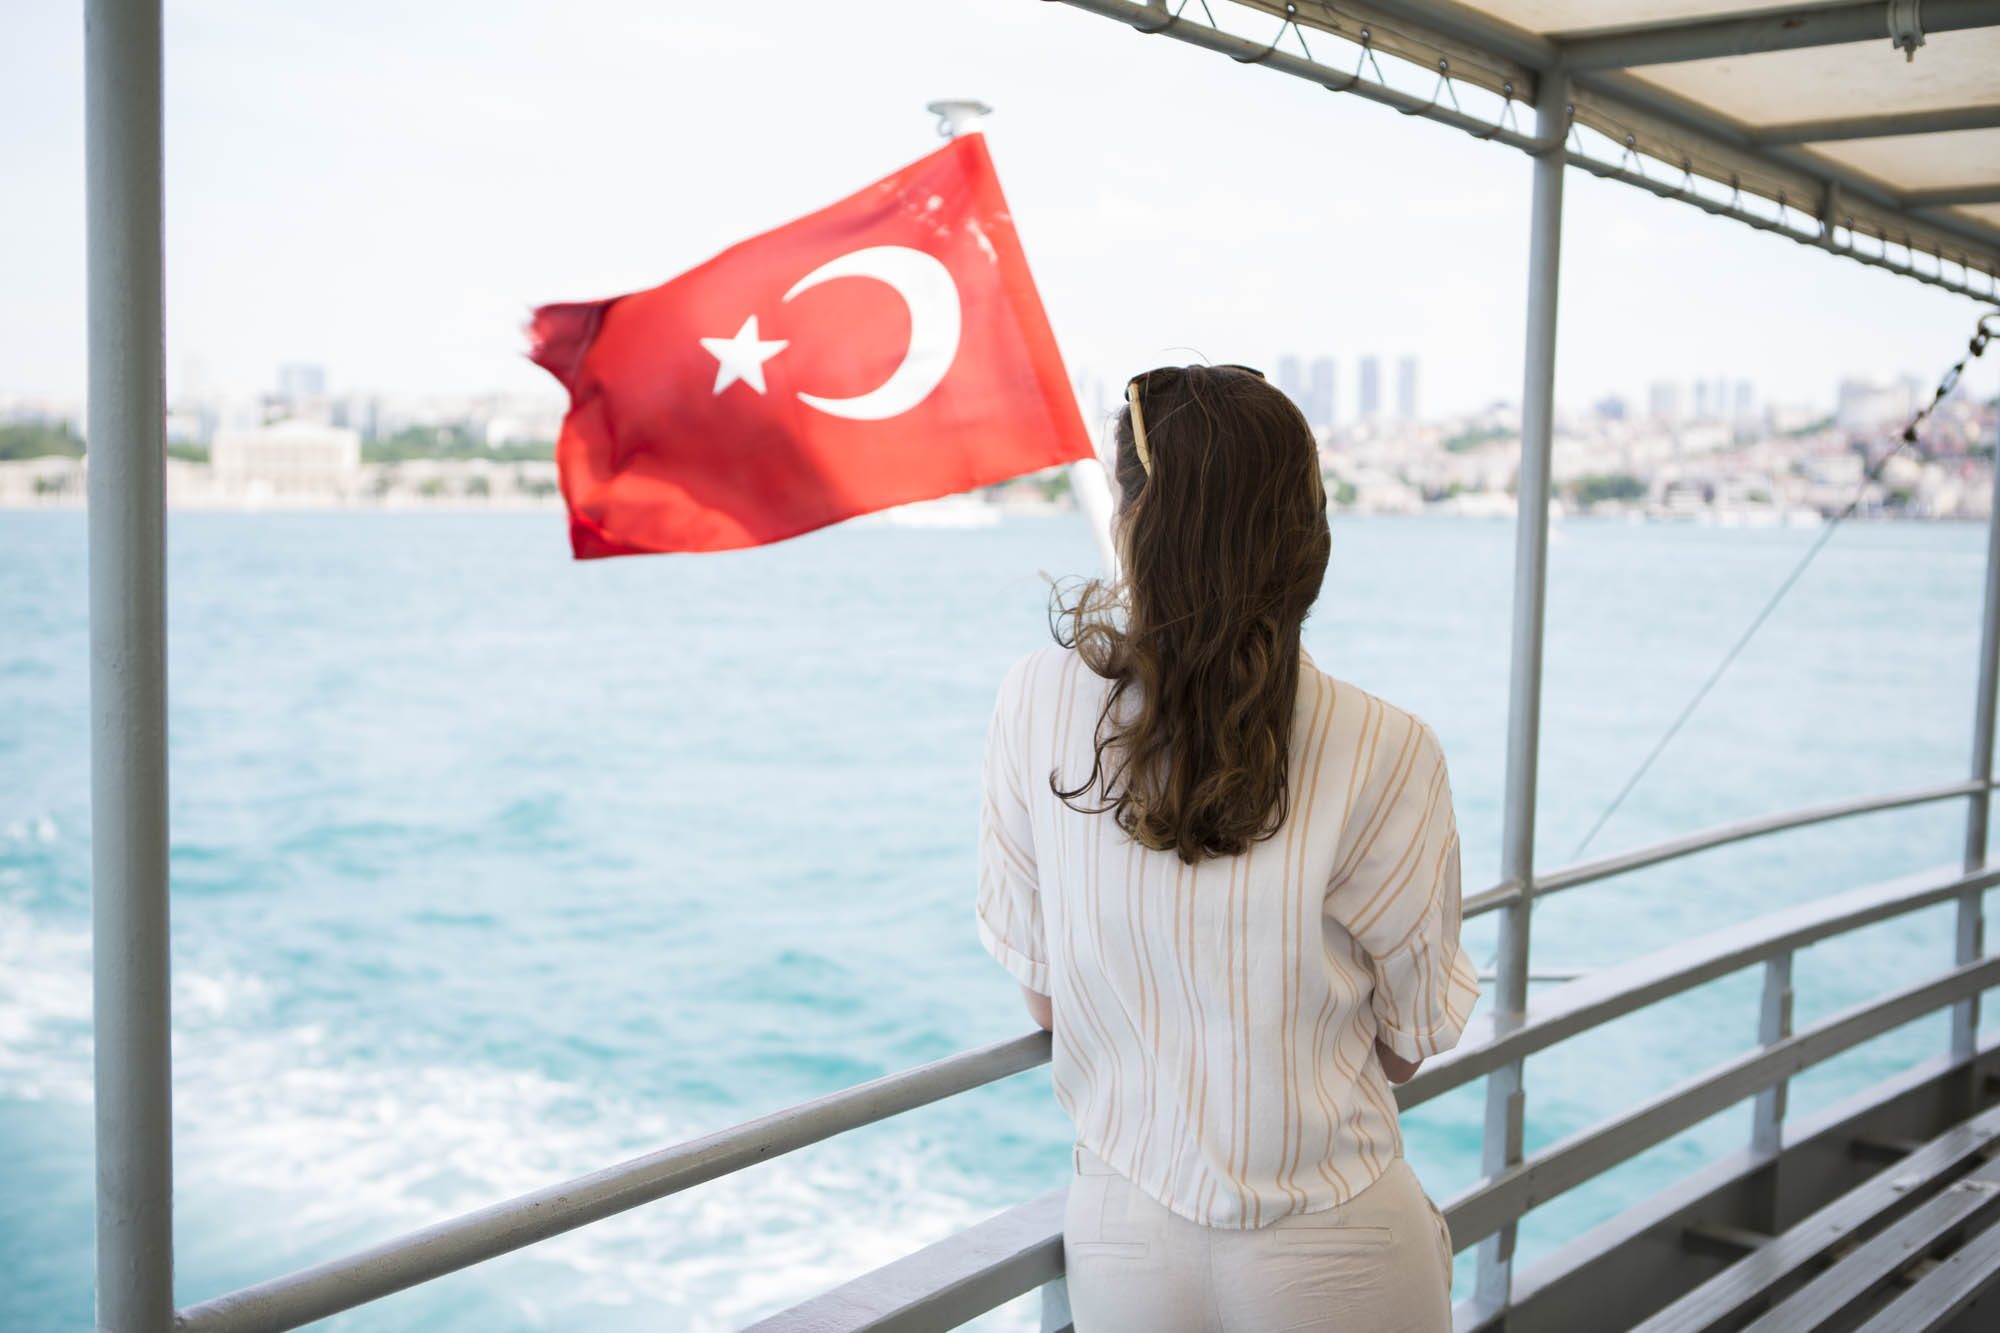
[4,0,1995,418]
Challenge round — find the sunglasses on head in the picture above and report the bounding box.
[1123,364,1267,477]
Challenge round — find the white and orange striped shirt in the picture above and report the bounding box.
[976,644,1480,1228]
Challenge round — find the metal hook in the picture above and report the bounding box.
[1471,83,1518,142]
[1233,14,1295,66]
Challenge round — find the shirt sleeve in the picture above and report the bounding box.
[1326,715,1481,1063]
[976,657,1051,995]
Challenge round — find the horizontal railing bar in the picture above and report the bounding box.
[174,1032,1053,1333]
[1403,863,2000,1110]
[1540,780,1993,895]
[1442,951,2000,1250]
[1465,878,1522,917]
[1463,779,1995,919]
[745,1187,1066,1332]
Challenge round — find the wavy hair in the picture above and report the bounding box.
[1051,364,1331,864]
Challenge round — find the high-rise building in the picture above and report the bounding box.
[1358,356,1381,419]
[1732,380,1754,422]
[1307,356,1336,429]
[1395,355,1418,420]
[1649,380,1681,422]
[1693,380,1713,420]
[277,363,327,404]
[1277,355,1306,409]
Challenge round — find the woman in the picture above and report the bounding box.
[975,363,1480,1332]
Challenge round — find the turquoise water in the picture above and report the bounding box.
[1,508,1994,1330]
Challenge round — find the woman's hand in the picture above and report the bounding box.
[1021,984,1054,1032]
[1375,1037,1422,1085]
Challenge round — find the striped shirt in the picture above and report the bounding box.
[976,644,1480,1228]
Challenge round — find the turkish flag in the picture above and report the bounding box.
[528,135,1094,557]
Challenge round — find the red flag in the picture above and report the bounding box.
[528,135,1093,558]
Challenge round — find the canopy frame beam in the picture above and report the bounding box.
[1753,105,2000,144]
[1555,0,1998,72]
[1212,0,2000,268]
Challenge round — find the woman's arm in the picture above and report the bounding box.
[1021,984,1054,1032]
[1375,1037,1422,1085]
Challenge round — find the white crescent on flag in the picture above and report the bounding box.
[780,246,962,421]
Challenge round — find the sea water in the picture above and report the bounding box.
[1,507,1993,1330]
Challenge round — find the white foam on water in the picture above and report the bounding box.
[0,899,91,1102]
[0,892,1041,1330]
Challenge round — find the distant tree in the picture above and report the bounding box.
[167,442,209,463]
[362,425,553,464]
[1570,473,1647,505]
[1442,426,1512,454]
[0,421,84,460]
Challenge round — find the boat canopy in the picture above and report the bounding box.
[1058,1,2000,301]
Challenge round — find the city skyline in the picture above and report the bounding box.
[4,1,1996,422]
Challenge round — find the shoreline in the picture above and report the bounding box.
[0,497,1986,524]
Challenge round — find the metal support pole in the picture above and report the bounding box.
[1956,414,2000,1061]
[1475,64,1567,1316]
[86,1,173,1329]
[1746,950,1795,1233]
[926,95,1092,1327]
[1750,952,1794,1155]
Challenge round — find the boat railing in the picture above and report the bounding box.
[170,778,2000,1333]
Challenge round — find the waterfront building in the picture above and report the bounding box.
[210,419,361,499]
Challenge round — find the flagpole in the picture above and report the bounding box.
[926,100,1120,580]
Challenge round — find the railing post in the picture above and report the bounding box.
[86,1,173,1329]
[1475,63,1569,1317]
[1750,952,1794,1155]
[1957,414,2000,1063]
[1747,950,1794,1232]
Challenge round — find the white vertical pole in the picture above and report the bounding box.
[87,1,173,1328]
[927,97,1119,580]
[1475,64,1567,1316]
[927,96,1094,1330]
[1956,411,2000,1060]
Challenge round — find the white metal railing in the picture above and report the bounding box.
[1465,778,1996,918]
[754,857,2000,1330]
[162,818,2000,1333]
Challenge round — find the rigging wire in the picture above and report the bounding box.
[1566,310,2000,865]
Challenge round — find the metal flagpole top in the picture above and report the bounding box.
[926,99,992,138]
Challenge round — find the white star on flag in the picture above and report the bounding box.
[699,316,789,395]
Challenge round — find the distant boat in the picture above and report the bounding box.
[862,493,1002,528]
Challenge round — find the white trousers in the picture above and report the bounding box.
[1062,1144,1454,1333]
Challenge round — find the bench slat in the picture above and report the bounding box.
[1630,1100,2000,1333]
[1854,1212,2000,1332]
[1744,1159,2000,1332]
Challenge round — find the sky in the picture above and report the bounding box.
[3,0,1995,419]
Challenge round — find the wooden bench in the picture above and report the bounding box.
[1631,1100,2000,1333]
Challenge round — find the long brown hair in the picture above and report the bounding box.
[1051,364,1331,864]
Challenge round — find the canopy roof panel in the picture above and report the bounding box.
[1061,0,2000,301]
[1629,29,2000,124]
